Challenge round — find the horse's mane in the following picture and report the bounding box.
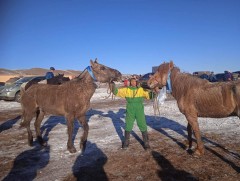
[64,71,96,88]
[171,67,210,98]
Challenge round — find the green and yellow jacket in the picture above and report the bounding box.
[113,86,152,104]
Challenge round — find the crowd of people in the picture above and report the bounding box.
[194,70,239,82]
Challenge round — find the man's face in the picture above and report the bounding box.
[130,79,137,87]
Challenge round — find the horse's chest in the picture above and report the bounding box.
[177,98,193,114]
[65,97,90,112]
[64,86,95,112]
[177,99,185,112]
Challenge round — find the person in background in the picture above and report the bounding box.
[124,78,129,87]
[110,77,154,150]
[224,70,232,81]
[45,67,55,80]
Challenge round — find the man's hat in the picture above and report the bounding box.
[129,77,137,82]
[50,67,55,70]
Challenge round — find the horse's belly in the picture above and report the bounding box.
[198,106,235,118]
[42,107,65,116]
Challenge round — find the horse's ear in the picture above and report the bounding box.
[94,58,98,63]
[169,60,174,69]
[90,59,94,66]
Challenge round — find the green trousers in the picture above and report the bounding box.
[125,103,147,132]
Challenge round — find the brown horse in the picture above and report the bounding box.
[147,61,240,155]
[46,74,70,84]
[20,59,122,153]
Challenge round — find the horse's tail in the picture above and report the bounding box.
[19,109,26,128]
[24,80,38,90]
[233,82,240,118]
[19,84,27,128]
[20,86,25,94]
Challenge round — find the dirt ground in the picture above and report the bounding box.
[0,97,239,181]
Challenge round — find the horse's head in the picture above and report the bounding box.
[51,74,70,84]
[147,61,174,90]
[56,73,64,78]
[90,58,122,83]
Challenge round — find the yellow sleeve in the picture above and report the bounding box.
[140,87,150,99]
[113,87,128,98]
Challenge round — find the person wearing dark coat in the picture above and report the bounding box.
[45,67,55,80]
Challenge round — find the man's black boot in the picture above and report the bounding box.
[142,131,150,150]
[122,131,130,149]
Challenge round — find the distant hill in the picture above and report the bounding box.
[0,68,20,75]
[0,68,82,82]
[0,68,82,76]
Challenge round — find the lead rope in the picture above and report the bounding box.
[76,67,88,79]
[153,92,160,118]
[105,81,115,100]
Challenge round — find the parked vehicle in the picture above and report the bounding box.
[214,73,225,82]
[232,71,240,81]
[199,74,209,80]
[0,76,46,102]
[138,72,154,89]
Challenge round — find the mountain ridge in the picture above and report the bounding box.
[0,68,82,76]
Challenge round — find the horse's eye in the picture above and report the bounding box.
[100,67,106,70]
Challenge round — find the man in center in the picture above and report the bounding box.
[111,77,153,150]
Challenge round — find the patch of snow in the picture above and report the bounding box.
[0,100,21,111]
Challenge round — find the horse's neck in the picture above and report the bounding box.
[81,71,95,82]
[75,71,97,89]
[47,76,58,84]
[170,67,181,99]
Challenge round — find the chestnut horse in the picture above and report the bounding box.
[147,61,240,155]
[20,59,122,153]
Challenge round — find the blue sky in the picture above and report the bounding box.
[0,0,240,75]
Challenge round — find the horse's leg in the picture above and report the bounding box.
[77,115,89,153]
[24,114,34,146]
[187,123,193,149]
[66,115,76,153]
[185,115,204,155]
[34,110,46,146]
[20,109,35,146]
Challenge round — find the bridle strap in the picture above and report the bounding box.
[153,70,172,93]
[76,66,97,81]
[86,66,97,81]
[167,70,172,93]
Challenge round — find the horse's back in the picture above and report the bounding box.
[232,82,240,117]
[180,81,239,118]
[22,81,94,116]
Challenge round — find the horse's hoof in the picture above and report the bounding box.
[41,142,48,147]
[38,137,47,146]
[193,149,204,157]
[68,147,77,153]
[28,139,33,146]
[186,148,194,154]
[121,146,128,150]
[80,141,87,153]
